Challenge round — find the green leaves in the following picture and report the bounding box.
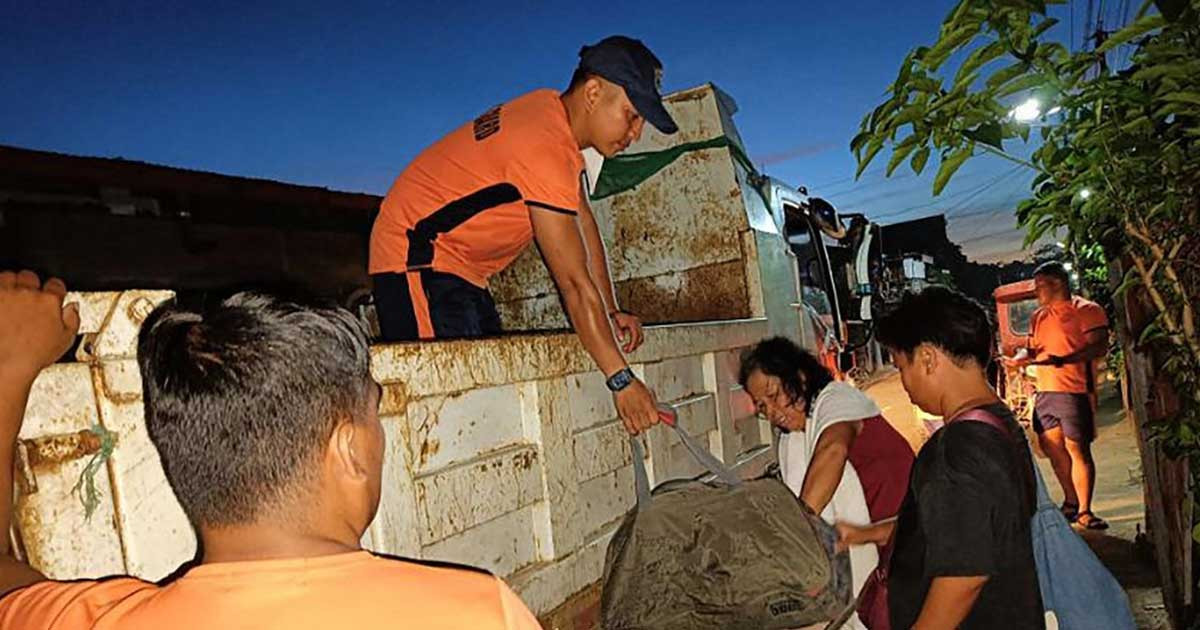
[954,40,1008,89]
[986,61,1031,91]
[932,144,973,195]
[1162,92,1200,107]
[910,146,932,174]
[886,136,922,176]
[1097,13,1167,53]
[964,121,1005,149]
[856,137,886,177]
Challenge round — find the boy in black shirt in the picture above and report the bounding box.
[838,287,1043,629]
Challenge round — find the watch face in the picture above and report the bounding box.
[608,368,633,391]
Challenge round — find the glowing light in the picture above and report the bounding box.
[1079,188,1092,199]
[1011,98,1041,122]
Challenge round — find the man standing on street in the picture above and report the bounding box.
[369,36,678,435]
[1006,261,1110,530]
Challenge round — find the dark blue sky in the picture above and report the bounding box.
[4,0,1099,261]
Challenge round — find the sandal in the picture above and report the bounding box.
[1075,510,1109,530]
[1060,501,1079,522]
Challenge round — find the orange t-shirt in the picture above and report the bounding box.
[1030,295,1109,393]
[0,552,543,630]
[369,89,584,288]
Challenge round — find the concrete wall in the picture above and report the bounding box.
[13,289,774,616]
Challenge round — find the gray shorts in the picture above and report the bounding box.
[1033,392,1095,443]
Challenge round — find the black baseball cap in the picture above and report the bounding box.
[578,36,678,135]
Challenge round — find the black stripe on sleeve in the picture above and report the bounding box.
[526,201,577,216]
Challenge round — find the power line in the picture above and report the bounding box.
[806,164,889,194]
[866,165,1025,223]
[821,169,917,199]
[959,189,1029,241]
[832,168,994,209]
[956,223,1053,246]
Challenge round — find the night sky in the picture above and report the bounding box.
[4,0,1124,261]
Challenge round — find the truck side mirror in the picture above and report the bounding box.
[808,197,846,239]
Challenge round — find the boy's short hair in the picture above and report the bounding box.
[876,286,994,367]
[137,292,371,528]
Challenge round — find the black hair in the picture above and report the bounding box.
[875,286,994,367]
[1034,261,1072,289]
[137,292,372,528]
[738,336,834,412]
[566,66,598,93]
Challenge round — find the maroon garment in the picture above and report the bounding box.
[848,415,915,522]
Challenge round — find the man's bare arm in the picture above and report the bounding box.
[911,575,989,630]
[575,187,643,352]
[529,209,659,434]
[0,271,80,597]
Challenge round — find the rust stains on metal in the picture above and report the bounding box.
[22,430,105,469]
[378,382,409,417]
[664,85,714,103]
[616,260,751,325]
[513,449,538,471]
[538,581,603,630]
[419,438,441,467]
[125,296,157,326]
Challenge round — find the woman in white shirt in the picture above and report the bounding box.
[739,337,915,629]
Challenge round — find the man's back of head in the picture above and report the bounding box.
[138,292,375,535]
[876,286,996,416]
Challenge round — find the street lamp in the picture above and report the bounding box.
[1011,98,1041,122]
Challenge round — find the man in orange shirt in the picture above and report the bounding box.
[0,270,543,629]
[369,36,678,436]
[1005,262,1110,530]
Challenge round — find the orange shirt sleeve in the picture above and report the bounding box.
[505,136,582,216]
[1077,301,1109,332]
[0,577,154,629]
[497,579,543,629]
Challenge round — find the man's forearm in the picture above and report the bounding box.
[0,366,47,596]
[0,367,38,557]
[576,199,620,314]
[559,279,626,377]
[912,576,988,630]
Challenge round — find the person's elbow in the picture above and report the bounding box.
[553,267,600,310]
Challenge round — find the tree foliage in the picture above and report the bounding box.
[855,0,1200,461]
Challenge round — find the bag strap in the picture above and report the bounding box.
[630,416,742,511]
[953,407,1055,509]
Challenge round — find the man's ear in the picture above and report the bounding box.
[583,76,604,112]
[328,418,369,482]
[918,343,938,376]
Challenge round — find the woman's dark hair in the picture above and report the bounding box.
[738,336,834,411]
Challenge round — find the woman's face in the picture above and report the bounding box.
[744,369,807,432]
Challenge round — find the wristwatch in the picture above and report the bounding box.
[606,367,636,392]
